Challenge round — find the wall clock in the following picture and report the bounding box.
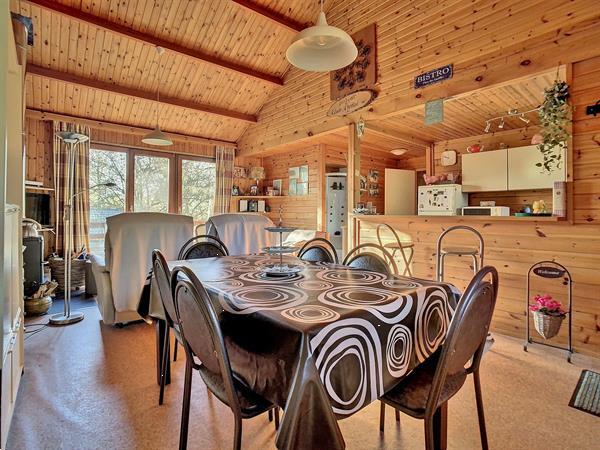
[441,150,457,166]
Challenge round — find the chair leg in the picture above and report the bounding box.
[159,325,170,406]
[395,409,400,423]
[379,401,385,432]
[274,407,280,431]
[424,417,435,450]
[179,358,193,450]
[233,416,243,450]
[173,338,178,362]
[473,370,489,450]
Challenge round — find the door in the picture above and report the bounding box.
[507,144,566,190]
[384,169,416,214]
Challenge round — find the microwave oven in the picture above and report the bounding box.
[462,206,510,216]
[418,184,467,216]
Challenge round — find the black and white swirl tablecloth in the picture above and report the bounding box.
[164,255,459,450]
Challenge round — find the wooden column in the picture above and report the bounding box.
[347,123,361,252]
[426,143,435,176]
[317,144,327,232]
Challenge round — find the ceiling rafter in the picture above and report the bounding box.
[23,0,284,86]
[230,0,305,33]
[27,64,257,123]
[26,108,237,148]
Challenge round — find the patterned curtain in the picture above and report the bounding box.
[213,146,235,215]
[53,122,91,257]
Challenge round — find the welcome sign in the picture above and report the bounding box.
[414,64,453,89]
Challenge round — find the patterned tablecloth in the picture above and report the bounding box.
[163,255,460,450]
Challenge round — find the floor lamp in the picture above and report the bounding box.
[50,131,89,326]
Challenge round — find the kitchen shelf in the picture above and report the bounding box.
[232,195,285,199]
[25,186,54,192]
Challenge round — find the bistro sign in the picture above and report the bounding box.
[327,89,377,116]
[414,64,453,89]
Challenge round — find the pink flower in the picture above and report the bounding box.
[529,293,566,316]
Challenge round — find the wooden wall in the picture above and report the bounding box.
[355,55,600,358]
[238,1,600,156]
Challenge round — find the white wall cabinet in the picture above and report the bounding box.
[461,149,508,192]
[507,144,566,190]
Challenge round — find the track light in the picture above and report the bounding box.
[484,121,491,133]
[498,118,505,129]
[519,114,530,124]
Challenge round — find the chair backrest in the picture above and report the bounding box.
[152,249,177,327]
[436,225,484,261]
[376,223,407,248]
[426,266,499,414]
[342,243,398,275]
[177,235,229,260]
[297,237,338,264]
[172,266,241,413]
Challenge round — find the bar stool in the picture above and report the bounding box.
[436,225,484,282]
[376,223,414,277]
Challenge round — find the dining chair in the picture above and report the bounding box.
[379,266,499,450]
[172,266,279,450]
[152,249,183,406]
[297,237,339,264]
[376,223,415,276]
[342,243,398,275]
[177,234,229,260]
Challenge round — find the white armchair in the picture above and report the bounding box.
[89,212,193,325]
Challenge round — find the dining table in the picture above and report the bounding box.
[149,254,461,450]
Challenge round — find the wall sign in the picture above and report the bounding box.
[327,90,377,116]
[533,266,566,278]
[330,24,377,100]
[414,64,453,89]
[424,99,444,125]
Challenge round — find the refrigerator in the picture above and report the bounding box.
[384,169,416,215]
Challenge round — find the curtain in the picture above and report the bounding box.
[213,146,235,215]
[53,122,91,257]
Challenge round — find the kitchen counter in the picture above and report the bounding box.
[352,214,564,223]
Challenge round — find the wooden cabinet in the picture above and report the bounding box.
[461,149,508,192]
[507,144,566,190]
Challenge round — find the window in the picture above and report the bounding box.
[89,148,127,256]
[180,158,216,224]
[134,154,171,213]
[88,146,216,256]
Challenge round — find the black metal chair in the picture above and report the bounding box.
[172,266,279,450]
[342,243,398,275]
[379,266,499,450]
[153,249,183,406]
[177,235,229,260]
[297,237,339,264]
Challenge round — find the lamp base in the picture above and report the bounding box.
[49,311,84,326]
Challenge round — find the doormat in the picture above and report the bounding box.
[569,370,600,417]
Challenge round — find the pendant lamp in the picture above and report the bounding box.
[286,0,357,72]
[142,46,173,146]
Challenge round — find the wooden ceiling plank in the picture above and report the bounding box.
[26,64,258,123]
[23,0,284,86]
[230,0,304,33]
[25,108,237,148]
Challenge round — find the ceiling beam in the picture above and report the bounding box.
[230,0,304,33]
[26,109,237,148]
[23,0,283,86]
[27,65,257,123]
[365,123,432,148]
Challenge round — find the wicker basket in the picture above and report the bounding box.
[532,311,564,339]
[24,296,53,315]
[48,257,87,293]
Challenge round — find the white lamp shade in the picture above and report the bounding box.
[286,11,357,72]
[390,148,408,156]
[142,125,173,146]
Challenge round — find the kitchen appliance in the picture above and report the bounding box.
[462,206,510,216]
[325,173,347,251]
[418,184,467,216]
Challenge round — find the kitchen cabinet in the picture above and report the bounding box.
[461,149,508,192]
[507,144,566,190]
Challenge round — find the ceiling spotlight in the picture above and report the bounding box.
[390,148,408,156]
[498,118,505,129]
[484,121,491,133]
[519,114,530,124]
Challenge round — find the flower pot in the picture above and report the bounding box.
[532,310,564,339]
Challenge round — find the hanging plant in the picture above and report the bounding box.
[536,80,571,174]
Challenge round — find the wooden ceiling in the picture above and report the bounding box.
[372,69,557,144]
[14,0,332,144]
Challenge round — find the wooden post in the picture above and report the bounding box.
[317,143,327,232]
[426,143,435,176]
[347,123,361,251]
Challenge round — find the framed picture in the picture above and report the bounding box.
[289,178,297,196]
[288,166,300,179]
[360,175,367,191]
[233,166,248,179]
[368,169,379,183]
[273,179,282,195]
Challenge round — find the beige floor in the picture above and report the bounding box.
[8,306,600,450]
